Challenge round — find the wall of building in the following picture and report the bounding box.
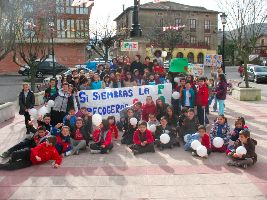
[0,43,88,74]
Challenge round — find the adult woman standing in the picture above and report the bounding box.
[215,74,228,115]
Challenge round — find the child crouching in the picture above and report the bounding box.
[130,121,155,155]
[227,129,257,169]
[90,119,113,154]
[52,126,72,157]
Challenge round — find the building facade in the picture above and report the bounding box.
[114,1,219,63]
[0,0,92,73]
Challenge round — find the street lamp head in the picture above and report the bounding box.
[220,12,227,25]
[49,22,54,27]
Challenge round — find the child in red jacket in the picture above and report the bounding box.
[142,96,156,122]
[0,136,62,170]
[107,116,119,140]
[52,126,72,157]
[90,119,113,154]
[196,77,209,125]
[191,125,211,157]
[130,121,155,155]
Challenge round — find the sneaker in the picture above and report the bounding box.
[64,151,71,157]
[133,150,139,155]
[90,150,101,154]
[75,150,79,155]
[0,151,10,159]
[242,164,248,169]
[159,146,164,151]
[192,152,197,156]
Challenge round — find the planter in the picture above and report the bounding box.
[232,87,261,101]
[34,91,45,106]
[0,102,16,123]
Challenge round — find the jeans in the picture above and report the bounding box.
[197,106,209,125]
[70,138,86,155]
[218,100,225,115]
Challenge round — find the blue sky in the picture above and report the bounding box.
[90,0,221,29]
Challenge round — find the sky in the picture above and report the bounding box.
[89,0,222,29]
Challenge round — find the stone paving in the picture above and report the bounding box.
[0,95,267,199]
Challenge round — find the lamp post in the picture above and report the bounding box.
[49,21,56,78]
[220,12,227,74]
[130,0,142,37]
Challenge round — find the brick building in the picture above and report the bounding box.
[0,0,92,74]
[114,1,219,63]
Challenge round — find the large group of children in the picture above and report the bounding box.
[0,55,257,170]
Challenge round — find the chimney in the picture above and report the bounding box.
[123,4,125,11]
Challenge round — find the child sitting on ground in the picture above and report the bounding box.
[0,136,62,170]
[227,129,257,169]
[130,121,155,155]
[184,125,211,157]
[121,108,138,145]
[63,107,77,128]
[90,119,113,154]
[147,113,160,127]
[52,126,72,157]
[107,116,119,140]
[80,107,92,139]
[231,117,246,142]
[210,114,231,152]
[154,116,179,150]
[179,108,199,142]
[0,126,50,159]
[69,117,90,155]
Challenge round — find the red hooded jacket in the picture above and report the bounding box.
[92,129,112,147]
[201,133,211,150]
[142,102,156,121]
[196,84,209,106]
[110,124,119,139]
[133,129,154,145]
[30,142,62,165]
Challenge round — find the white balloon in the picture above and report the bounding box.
[130,117,138,126]
[184,134,191,143]
[174,77,179,83]
[28,108,38,118]
[236,146,247,155]
[213,137,224,148]
[47,100,55,108]
[38,106,49,116]
[196,145,208,157]
[191,140,201,150]
[161,51,167,58]
[160,133,170,144]
[149,124,157,133]
[92,114,102,126]
[172,92,180,99]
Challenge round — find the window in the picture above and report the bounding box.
[197,53,204,64]
[56,0,64,13]
[205,36,211,45]
[175,18,182,26]
[190,36,196,44]
[261,39,264,46]
[190,19,196,31]
[204,20,210,32]
[56,18,66,38]
[187,52,194,63]
[70,19,75,38]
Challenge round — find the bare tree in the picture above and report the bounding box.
[219,0,267,88]
[0,0,18,60]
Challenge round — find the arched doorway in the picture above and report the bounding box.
[187,52,194,63]
[176,52,184,58]
[197,53,204,64]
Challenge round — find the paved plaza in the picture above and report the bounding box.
[0,94,267,199]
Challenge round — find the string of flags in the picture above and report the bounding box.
[71,0,94,7]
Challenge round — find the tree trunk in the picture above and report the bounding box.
[104,46,109,63]
[30,64,37,92]
[243,59,249,88]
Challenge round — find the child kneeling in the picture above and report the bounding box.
[130,121,155,155]
[90,119,113,154]
[227,129,257,169]
[0,136,62,170]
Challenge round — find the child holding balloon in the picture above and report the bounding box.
[121,109,138,145]
[210,115,231,152]
[130,121,155,155]
[184,126,211,157]
[227,129,257,169]
[90,119,113,154]
[154,116,178,150]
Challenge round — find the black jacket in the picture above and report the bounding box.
[232,138,258,163]
[19,90,35,115]
[155,125,176,140]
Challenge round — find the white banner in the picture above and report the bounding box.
[78,83,172,119]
